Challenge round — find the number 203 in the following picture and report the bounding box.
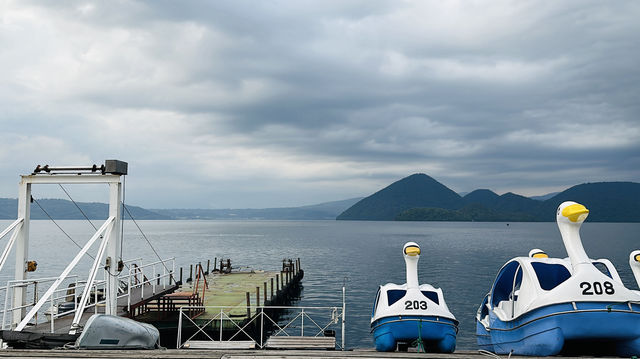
[404,300,428,310]
[580,281,615,295]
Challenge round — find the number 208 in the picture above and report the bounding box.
[580,281,615,295]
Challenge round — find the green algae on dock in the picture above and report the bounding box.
[134,258,304,345]
[180,268,301,319]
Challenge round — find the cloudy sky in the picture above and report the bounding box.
[1,1,638,209]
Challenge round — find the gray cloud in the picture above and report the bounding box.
[0,0,638,208]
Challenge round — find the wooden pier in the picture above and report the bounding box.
[134,258,304,347]
[0,348,624,359]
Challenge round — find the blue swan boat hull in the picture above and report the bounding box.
[477,301,640,356]
[372,315,457,352]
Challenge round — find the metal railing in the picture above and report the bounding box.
[0,257,175,333]
[125,257,175,313]
[176,304,346,350]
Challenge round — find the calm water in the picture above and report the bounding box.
[0,219,638,349]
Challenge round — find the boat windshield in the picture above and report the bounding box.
[372,287,381,316]
[531,262,571,290]
[593,261,613,279]
[387,289,406,305]
[421,290,439,304]
[491,261,521,307]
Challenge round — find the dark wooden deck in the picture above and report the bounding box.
[0,349,622,358]
[27,282,178,335]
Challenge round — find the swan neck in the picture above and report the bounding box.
[559,222,590,270]
[405,256,419,288]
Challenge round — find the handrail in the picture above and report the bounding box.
[1,256,175,332]
[193,263,208,302]
[0,218,24,272]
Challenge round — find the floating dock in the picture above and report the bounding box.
[134,258,304,347]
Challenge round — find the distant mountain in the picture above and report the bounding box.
[529,192,560,201]
[153,198,362,220]
[336,174,463,220]
[337,175,640,222]
[462,189,499,209]
[0,198,169,220]
[536,182,640,222]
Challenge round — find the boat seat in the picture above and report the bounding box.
[496,300,514,319]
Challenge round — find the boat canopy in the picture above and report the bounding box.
[487,256,635,321]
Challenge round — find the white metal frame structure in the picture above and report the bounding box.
[0,161,126,333]
[176,304,346,350]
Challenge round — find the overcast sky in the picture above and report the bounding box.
[1,1,639,209]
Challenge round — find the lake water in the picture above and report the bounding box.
[0,219,638,349]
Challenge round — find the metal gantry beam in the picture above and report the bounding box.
[0,160,127,330]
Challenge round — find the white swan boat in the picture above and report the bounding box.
[477,201,640,356]
[371,242,457,352]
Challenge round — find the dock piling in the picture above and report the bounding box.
[256,286,260,307]
[270,278,274,299]
[245,292,251,318]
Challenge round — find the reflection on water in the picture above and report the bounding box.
[0,219,637,349]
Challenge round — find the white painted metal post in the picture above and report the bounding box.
[105,181,122,316]
[177,308,183,348]
[12,179,31,327]
[342,283,346,351]
[49,296,54,333]
[127,264,132,313]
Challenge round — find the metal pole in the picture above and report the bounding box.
[342,282,346,351]
[12,180,31,327]
[105,180,122,316]
[301,308,304,336]
[128,264,132,313]
[49,295,54,333]
[176,307,183,348]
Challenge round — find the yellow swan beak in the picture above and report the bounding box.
[561,203,589,222]
[404,246,421,256]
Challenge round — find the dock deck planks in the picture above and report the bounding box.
[0,349,622,359]
[178,270,298,320]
